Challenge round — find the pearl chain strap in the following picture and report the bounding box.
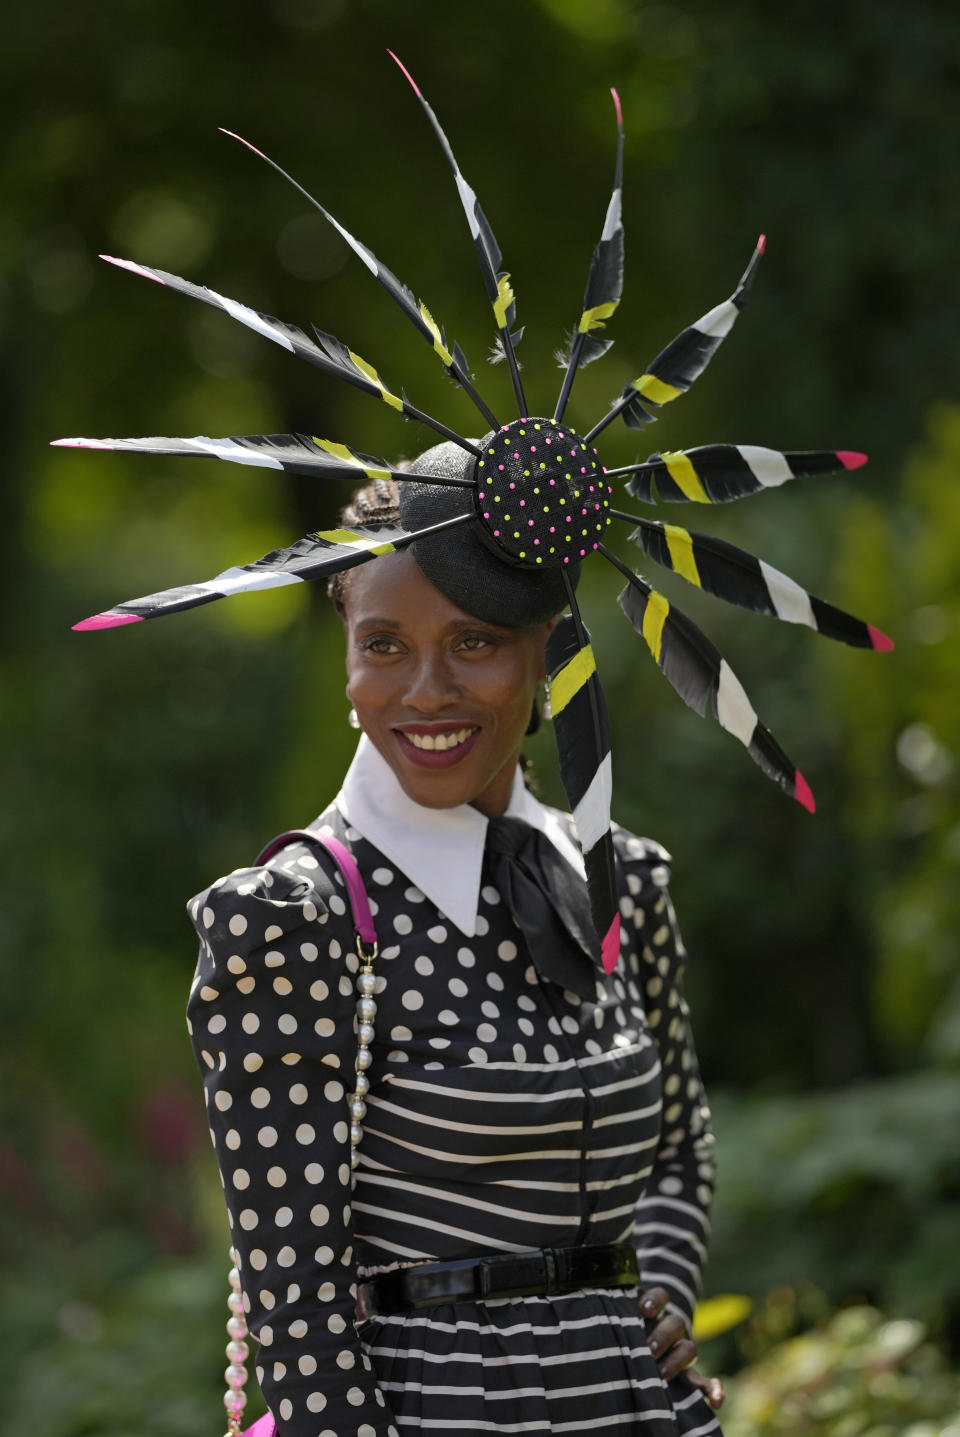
[221,928,379,1435]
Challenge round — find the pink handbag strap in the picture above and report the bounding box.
[255,828,378,948]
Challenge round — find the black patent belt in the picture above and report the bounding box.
[357,1242,639,1318]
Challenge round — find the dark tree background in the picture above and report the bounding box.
[3,0,959,1429]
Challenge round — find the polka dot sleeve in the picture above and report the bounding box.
[186,843,398,1437]
[620,838,716,1335]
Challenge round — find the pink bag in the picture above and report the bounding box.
[218,830,377,1437]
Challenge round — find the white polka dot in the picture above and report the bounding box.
[438,1009,458,1026]
[239,1209,258,1230]
[477,1023,497,1042]
[318,1281,336,1301]
[214,1090,233,1111]
[513,1044,527,1062]
[301,941,318,960]
[390,1025,412,1042]
[305,1162,324,1183]
[202,906,215,929]
[200,1051,214,1069]
[289,1083,308,1105]
[427,924,448,943]
[296,1124,315,1145]
[481,885,500,905]
[264,950,285,968]
[288,1317,308,1339]
[328,895,346,917]
[402,989,424,1011]
[414,955,434,976]
[315,1017,335,1038]
[315,1244,334,1264]
[475,916,489,935]
[199,986,219,1002]
[372,867,394,886]
[457,947,475,967]
[561,1015,579,1034]
[310,1204,329,1226]
[233,1168,250,1189]
[468,1047,488,1064]
[429,1036,451,1049]
[448,978,468,998]
[481,1000,500,1019]
[272,976,292,996]
[267,1166,286,1187]
[227,955,246,975]
[207,1014,226,1035]
[241,1013,259,1035]
[328,1312,346,1333]
[324,1080,344,1102]
[225,1129,241,1150]
[282,1051,302,1065]
[393,913,413,935]
[257,1126,278,1147]
[278,1398,291,1420]
[333,1121,348,1143]
[278,1014,297,1035]
[543,1043,559,1063]
[659,1175,683,1195]
[251,1087,271,1109]
[487,972,505,992]
[337,1349,356,1369]
[518,1017,534,1036]
[303,901,319,921]
[243,1053,263,1073]
[347,1387,364,1406]
[277,1245,296,1267]
[517,994,536,1011]
[309,979,329,1002]
[259,1288,275,1308]
[228,913,247,936]
[249,1249,267,1270]
[299,1353,318,1375]
[306,1391,327,1412]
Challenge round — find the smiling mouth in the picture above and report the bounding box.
[403,726,479,752]
[393,725,482,768]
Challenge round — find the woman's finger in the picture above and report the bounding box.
[639,1286,670,1319]
[647,1310,687,1357]
[688,1370,725,1409]
[656,1336,699,1382]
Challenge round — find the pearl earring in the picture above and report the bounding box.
[348,708,361,730]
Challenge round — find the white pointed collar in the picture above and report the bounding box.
[329,733,585,937]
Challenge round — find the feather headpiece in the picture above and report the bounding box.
[54,54,892,974]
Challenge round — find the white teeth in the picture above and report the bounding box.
[406,727,475,752]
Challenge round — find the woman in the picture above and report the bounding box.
[187,462,725,1437]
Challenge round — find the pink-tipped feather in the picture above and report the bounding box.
[868,624,894,651]
[100,255,164,284]
[387,49,421,97]
[793,770,816,814]
[218,127,267,160]
[73,613,143,631]
[756,233,766,254]
[610,87,623,127]
[601,915,621,974]
[838,450,868,470]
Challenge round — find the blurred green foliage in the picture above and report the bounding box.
[721,1291,960,1437]
[3,0,959,1425]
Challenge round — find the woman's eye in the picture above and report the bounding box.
[362,636,401,655]
[458,633,494,652]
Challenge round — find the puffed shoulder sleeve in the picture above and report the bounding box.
[186,843,398,1437]
[617,833,716,1335]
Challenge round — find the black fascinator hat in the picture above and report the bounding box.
[54,53,892,972]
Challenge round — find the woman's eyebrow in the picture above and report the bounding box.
[353,616,404,631]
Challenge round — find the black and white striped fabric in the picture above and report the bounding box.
[187,807,718,1437]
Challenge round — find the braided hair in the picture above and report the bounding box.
[327,473,404,616]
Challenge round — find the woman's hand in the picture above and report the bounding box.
[640,1287,725,1409]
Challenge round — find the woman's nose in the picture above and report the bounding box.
[403,651,461,711]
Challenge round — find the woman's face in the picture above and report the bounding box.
[342,550,552,817]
